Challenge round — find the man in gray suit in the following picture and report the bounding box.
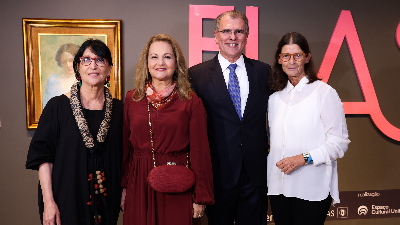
[188,10,272,225]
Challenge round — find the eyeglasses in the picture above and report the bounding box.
[279,53,307,62]
[79,57,108,67]
[217,29,247,37]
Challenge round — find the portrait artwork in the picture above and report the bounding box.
[23,19,121,129]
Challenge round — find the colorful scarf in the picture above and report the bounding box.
[146,82,176,110]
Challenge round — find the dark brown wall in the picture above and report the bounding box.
[0,0,399,224]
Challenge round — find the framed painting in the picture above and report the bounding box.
[23,18,122,129]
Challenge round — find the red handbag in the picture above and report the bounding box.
[146,103,195,193]
[147,164,195,193]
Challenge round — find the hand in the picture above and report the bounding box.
[43,200,61,225]
[276,154,305,174]
[192,203,206,219]
[121,188,127,211]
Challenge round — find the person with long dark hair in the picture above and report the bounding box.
[267,32,350,225]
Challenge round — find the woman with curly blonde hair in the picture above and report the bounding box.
[132,34,192,101]
[121,34,214,225]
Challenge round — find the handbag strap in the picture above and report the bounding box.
[148,102,189,168]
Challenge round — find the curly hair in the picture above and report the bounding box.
[270,32,320,91]
[132,34,191,101]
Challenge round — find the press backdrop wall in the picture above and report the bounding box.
[0,0,399,224]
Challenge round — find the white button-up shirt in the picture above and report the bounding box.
[267,77,350,204]
[218,53,249,118]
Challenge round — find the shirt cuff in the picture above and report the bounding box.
[308,147,328,166]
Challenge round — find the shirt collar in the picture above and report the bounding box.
[286,76,309,93]
[218,53,245,71]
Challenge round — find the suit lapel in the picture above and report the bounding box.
[208,55,241,120]
[242,56,258,121]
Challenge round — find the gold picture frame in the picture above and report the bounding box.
[23,18,122,129]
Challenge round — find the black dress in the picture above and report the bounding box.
[26,95,123,225]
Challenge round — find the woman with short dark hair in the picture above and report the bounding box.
[27,39,122,225]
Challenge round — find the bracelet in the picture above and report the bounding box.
[303,152,313,165]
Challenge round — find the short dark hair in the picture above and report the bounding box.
[73,39,113,80]
[270,32,320,91]
[55,43,79,67]
[215,10,249,34]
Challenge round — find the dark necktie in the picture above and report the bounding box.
[228,63,241,120]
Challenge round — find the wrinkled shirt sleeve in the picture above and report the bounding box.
[309,88,350,166]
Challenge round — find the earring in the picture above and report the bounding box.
[77,76,82,87]
[105,76,110,87]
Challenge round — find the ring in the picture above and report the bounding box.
[198,213,202,218]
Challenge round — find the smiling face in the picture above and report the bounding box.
[78,48,111,88]
[278,44,311,84]
[147,41,176,84]
[214,15,248,63]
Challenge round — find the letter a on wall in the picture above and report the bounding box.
[318,10,400,141]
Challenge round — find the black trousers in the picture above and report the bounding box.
[206,163,268,225]
[269,194,332,225]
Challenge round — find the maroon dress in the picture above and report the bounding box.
[122,90,214,225]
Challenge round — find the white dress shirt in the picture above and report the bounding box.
[267,76,350,204]
[218,53,249,117]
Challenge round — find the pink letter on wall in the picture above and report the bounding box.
[245,6,258,60]
[189,5,258,67]
[318,10,400,141]
[189,5,233,67]
[396,22,400,47]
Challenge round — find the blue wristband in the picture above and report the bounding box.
[308,154,313,164]
[303,152,314,165]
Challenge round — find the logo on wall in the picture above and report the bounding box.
[357,191,380,197]
[337,207,348,218]
[358,205,368,215]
